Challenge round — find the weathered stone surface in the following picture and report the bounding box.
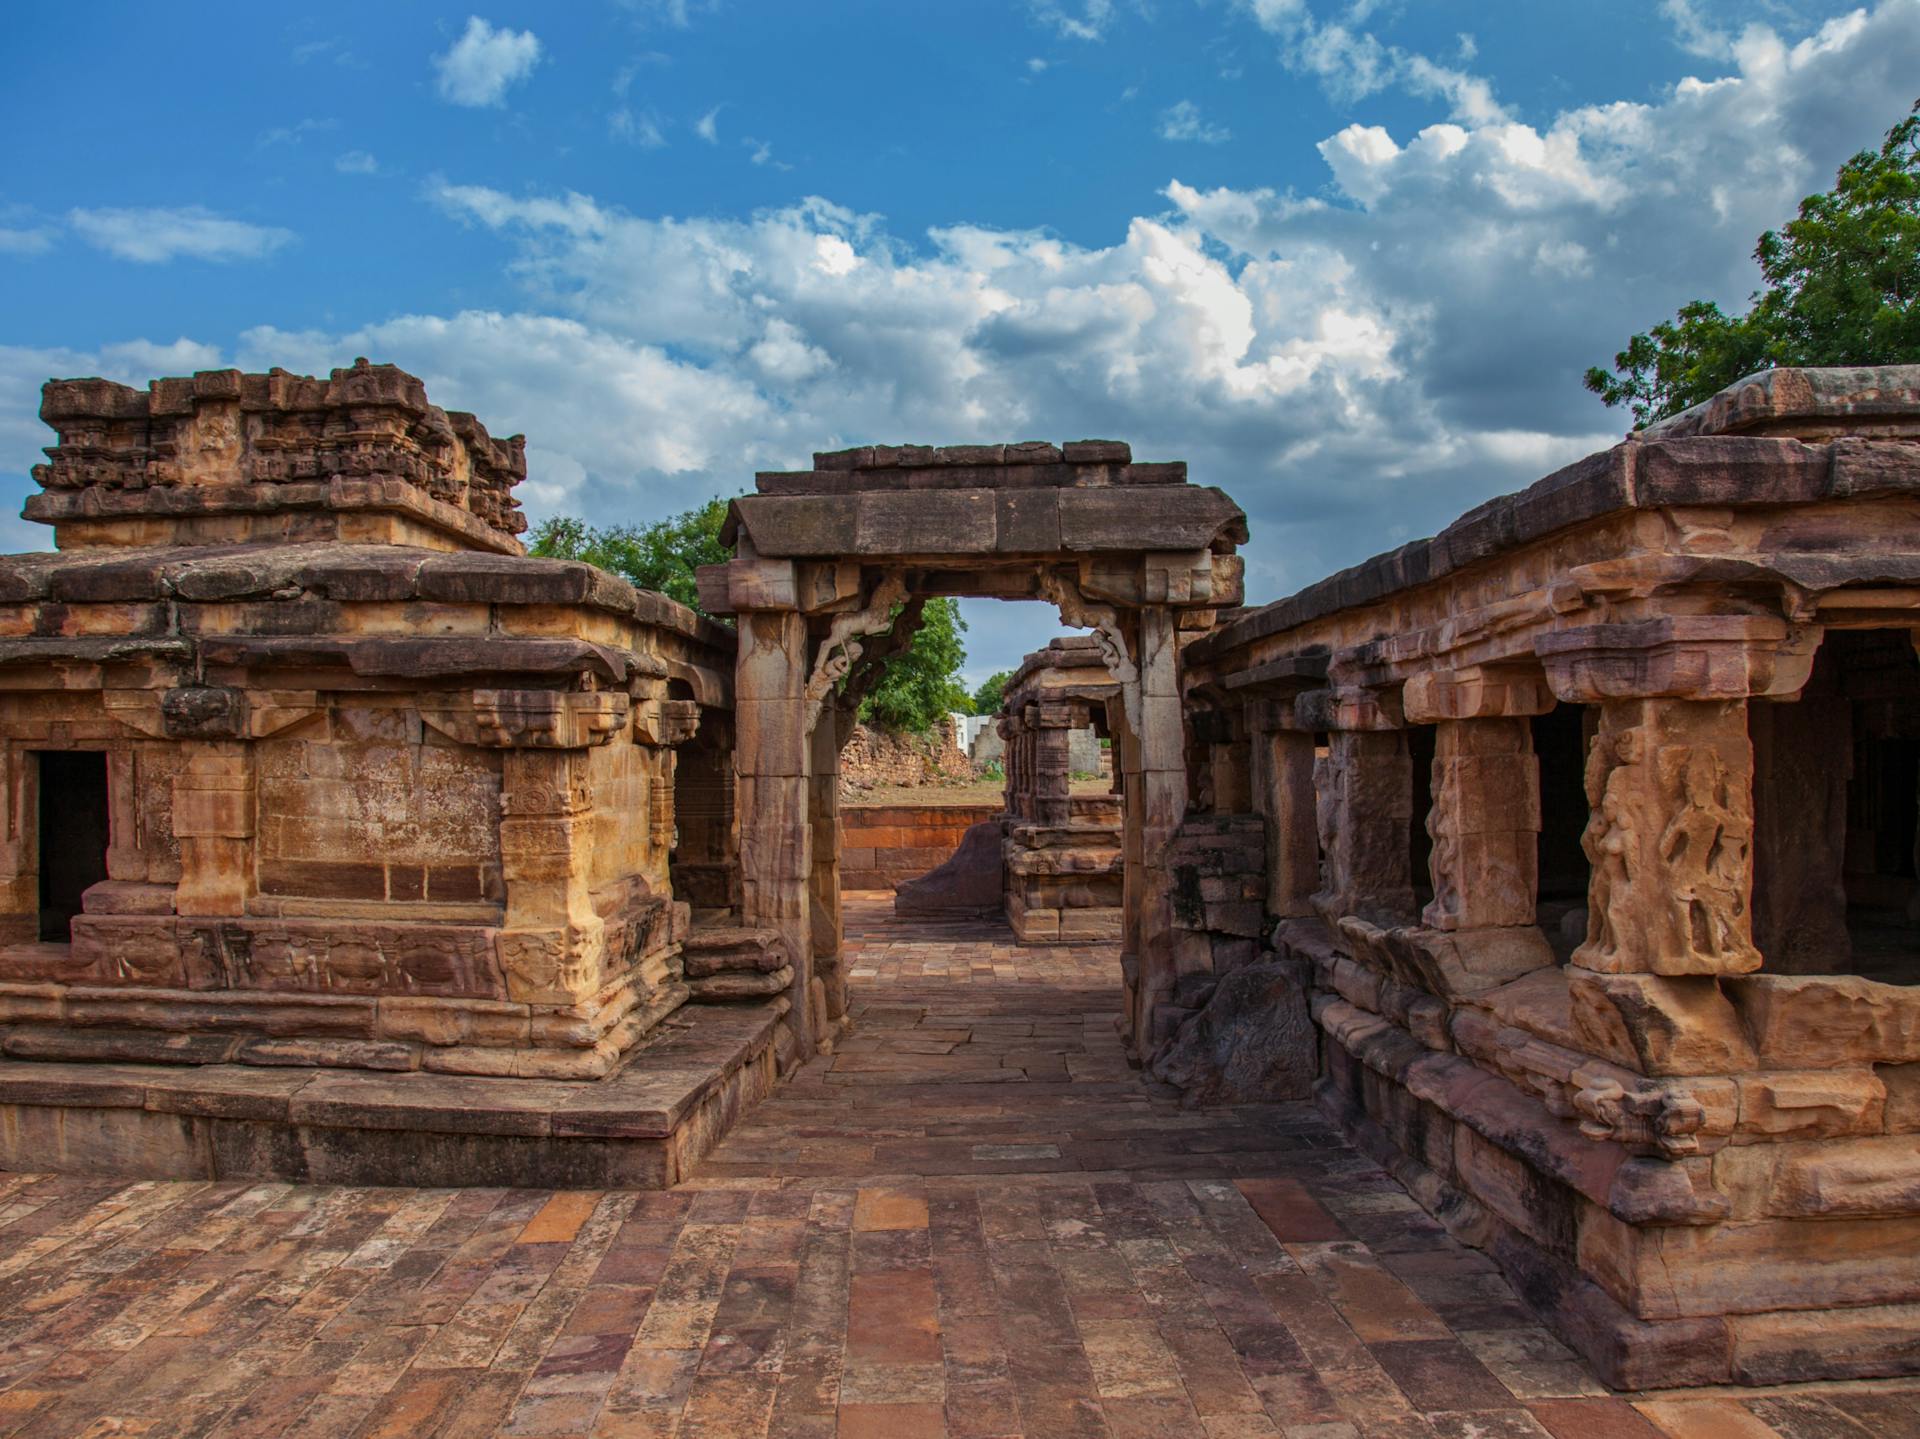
[687,965,795,1000]
[1149,958,1315,1104]
[894,819,1005,918]
[1726,974,1920,1068]
[0,363,732,1082]
[1574,698,1761,977]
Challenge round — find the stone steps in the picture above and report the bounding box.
[683,925,794,1001]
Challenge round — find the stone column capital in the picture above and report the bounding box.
[1535,616,1818,704]
[1403,667,1555,723]
[1294,685,1404,732]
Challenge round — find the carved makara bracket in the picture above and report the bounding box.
[421,689,630,749]
[1570,1066,1714,1159]
[805,570,909,726]
[632,698,702,748]
[1040,572,1142,738]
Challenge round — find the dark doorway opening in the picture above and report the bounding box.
[38,751,110,942]
[1533,702,1594,962]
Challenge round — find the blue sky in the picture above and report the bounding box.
[3,0,1914,682]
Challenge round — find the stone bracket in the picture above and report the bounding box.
[1294,686,1404,732]
[804,571,909,729]
[103,688,321,741]
[421,690,630,750]
[1535,616,1819,702]
[1402,668,1556,723]
[632,698,702,748]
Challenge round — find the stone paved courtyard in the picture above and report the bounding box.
[0,896,1916,1438]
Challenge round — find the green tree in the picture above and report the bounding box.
[859,598,971,734]
[1586,101,1920,426]
[526,498,732,614]
[970,669,1014,716]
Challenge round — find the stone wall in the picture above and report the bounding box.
[837,719,973,796]
[842,804,1000,890]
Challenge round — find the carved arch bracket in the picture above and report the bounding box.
[1039,572,1142,738]
[805,570,910,730]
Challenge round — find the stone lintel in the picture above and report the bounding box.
[1220,653,1331,701]
[725,486,1246,566]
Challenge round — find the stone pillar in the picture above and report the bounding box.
[1128,605,1189,1050]
[808,712,846,1044]
[171,742,254,916]
[1423,717,1540,931]
[1309,709,1415,924]
[1750,695,1851,974]
[1533,622,1814,1075]
[0,747,34,941]
[1211,740,1252,815]
[496,748,605,1006]
[1573,697,1762,977]
[1032,704,1074,827]
[734,600,814,1055]
[1251,712,1318,920]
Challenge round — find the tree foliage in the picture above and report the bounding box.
[1586,101,1920,426]
[970,669,1014,717]
[858,598,971,734]
[526,499,733,614]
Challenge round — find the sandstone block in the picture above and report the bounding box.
[1728,1301,1920,1384]
[1733,1069,1886,1143]
[1726,974,1920,1068]
[1569,970,1758,1076]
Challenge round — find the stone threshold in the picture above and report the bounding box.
[0,998,786,1189]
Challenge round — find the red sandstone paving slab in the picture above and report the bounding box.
[15,898,1920,1437]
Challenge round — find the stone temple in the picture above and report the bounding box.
[4,358,1920,1394]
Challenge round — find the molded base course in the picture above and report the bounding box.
[0,999,783,1188]
[1315,1021,1920,1389]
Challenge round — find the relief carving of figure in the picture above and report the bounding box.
[1657,747,1753,964]
[1424,755,1460,927]
[1575,705,1757,974]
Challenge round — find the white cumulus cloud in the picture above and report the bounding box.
[433,17,542,108]
[68,207,294,264]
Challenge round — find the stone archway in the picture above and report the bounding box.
[695,442,1246,1062]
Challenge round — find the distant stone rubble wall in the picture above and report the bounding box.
[838,719,974,796]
